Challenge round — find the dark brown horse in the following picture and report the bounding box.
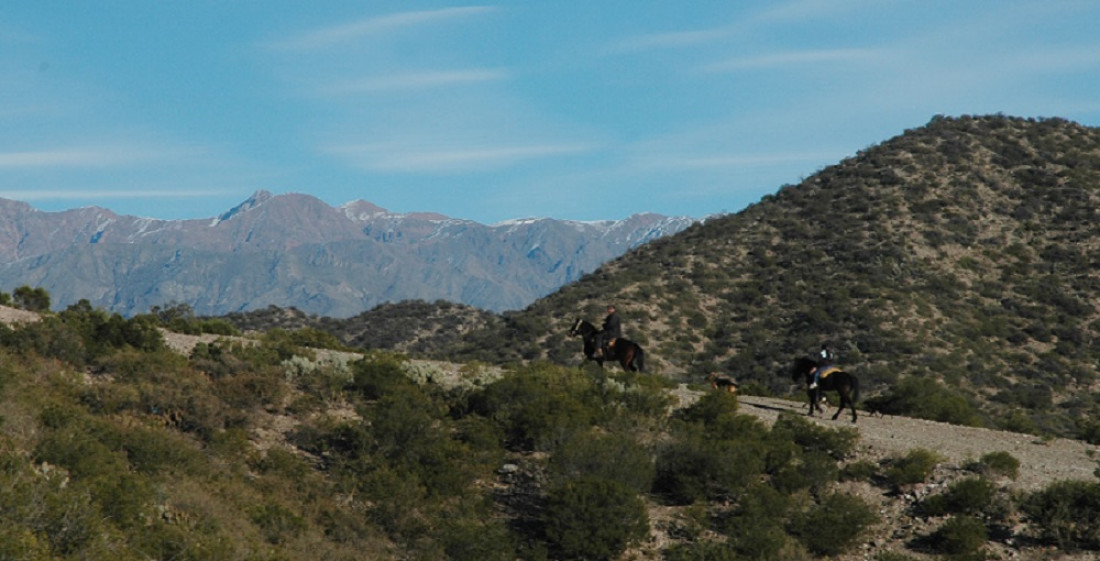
[568,318,645,372]
[791,356,860,423]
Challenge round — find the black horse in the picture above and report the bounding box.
[791,356,860,423]
[568,318,645,372]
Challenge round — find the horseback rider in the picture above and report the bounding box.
[809,343,836,390]
[592,304,621,359]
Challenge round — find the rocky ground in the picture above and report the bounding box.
[727,394,1097,493]
[668,388,1099,560]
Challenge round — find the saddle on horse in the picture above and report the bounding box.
[817,365,841,381]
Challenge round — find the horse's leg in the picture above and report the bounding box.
[806,390,816,416]
[623,348,636,372]
[848,389,858,423]
[833,388,857,422]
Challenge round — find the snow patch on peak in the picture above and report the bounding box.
[211,190,273,226]
[493,217,546,227]
[341,200,389,221]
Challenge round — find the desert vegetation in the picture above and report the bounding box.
[0,290,1099,559]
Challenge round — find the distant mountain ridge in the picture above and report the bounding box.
[0,192,696,316]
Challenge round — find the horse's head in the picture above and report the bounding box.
[791,356,819,382]
[569,318,583,336]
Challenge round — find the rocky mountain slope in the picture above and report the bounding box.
[402,115,1100,440]
[0,192,695,316]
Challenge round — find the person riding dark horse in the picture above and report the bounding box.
[792,356,859,423]
[592,305,621,359]
[569,316,645,372]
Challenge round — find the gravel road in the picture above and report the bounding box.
[730,393,1098,491]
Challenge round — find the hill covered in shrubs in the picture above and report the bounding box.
[2,297,1100,560]
[410,115,1100,441]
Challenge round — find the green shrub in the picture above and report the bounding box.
[0,525,55,561]
[0,457,120,557]
[34,425,129,481]
[841,459,879,482]
[1076,417,1100,445]
[13,285,51,312]
[866,377,983,426]
[541,476,649,561]
[967,451,1020,480]
[675,390,738,427]
[249,501,307,545]
[921,477,995,516]
[548,430,654,493]
[88,472,156,531]
[772,413,858,459]
[349,356,413,400]
[58,301,165,358]
[255,447,313,479]
[770,450,839,494]
[366,386,476,498]
[719,483,792,560]
[654,435,766,504]
[465,366,601,451]
[150,302,240,337]
[601,370,676,419]
[1022,479,1100,549]
[1,316,87,366]
[283,327,351,351]
[883,448,943,488]
[663,541,739,561]
[213,366,286,410]
[358,465,430,538]
[788,492,879,556]
[438,517,517,561]
[873,551,921,561]
[930,515,988,555]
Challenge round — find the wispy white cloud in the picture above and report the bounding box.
[641,151,851,170]
[0,189,227,201]
[327,142,594,173]
[702,48,883,72]
[611,0,874,53]
[752,0,874,23]
[0,146,203,168]
[1014,46,1100,73]
[612,27,736,52]
[271,6,496,50]
[321,69,507,94]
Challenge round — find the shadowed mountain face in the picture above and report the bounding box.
[426,115,1100,428]
[0,192,695,317]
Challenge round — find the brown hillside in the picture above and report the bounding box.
[442,114,1100,440]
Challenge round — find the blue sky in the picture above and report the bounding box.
[2,1,1098,224]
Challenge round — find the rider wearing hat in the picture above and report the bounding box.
[592,304,622,359]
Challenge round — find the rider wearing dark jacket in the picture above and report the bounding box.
[593,305,621,358]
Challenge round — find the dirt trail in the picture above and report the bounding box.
[719,392,1097,491]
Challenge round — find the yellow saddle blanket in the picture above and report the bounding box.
[817,366,841,380]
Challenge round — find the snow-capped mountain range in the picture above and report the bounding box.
[0,191,697,316]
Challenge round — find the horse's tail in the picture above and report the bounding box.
[850,374,860,404]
